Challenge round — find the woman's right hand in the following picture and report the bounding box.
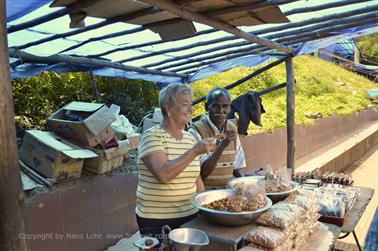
[193,138,216,155]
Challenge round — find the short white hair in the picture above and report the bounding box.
[159,84,192,117]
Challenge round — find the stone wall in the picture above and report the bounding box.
[24,172,138,251]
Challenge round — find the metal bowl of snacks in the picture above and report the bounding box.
[192,189,272,226]
[265,181,299,203]
[228,177,299,203]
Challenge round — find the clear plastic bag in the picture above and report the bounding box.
[205,180,266,212]
[318,191,346,217]
[256,205,298,230]
[272,202,304,215]
[246,240,293,251]
[111,114,137,138]
[284,195,314,210]
[297,187,316,197]
[244,226,287,248]
[265,167,291,193]
[232,179,266,211]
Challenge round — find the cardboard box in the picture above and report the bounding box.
[48,102,116,147]
[84,142,129,174]
[20,130,97,181]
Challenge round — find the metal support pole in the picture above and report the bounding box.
[352,231,362,251]
[285,56,295,175]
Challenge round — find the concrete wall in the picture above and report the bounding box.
[318,127,378,174]
[240,107,378,170]
[24,172,138,251]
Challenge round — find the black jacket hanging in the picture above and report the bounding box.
[228,91,265,135]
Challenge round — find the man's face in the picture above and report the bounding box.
[207,95,231,127]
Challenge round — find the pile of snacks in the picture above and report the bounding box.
[204,195,264,212]
[320,172,353,186]
[204,180,266,212]
[294,169,353,186]
[244,189,320,250]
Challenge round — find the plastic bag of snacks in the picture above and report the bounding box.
[204,180,266,212]
[256,203,301,230]
[284,195,314,210]
[246,240,293,251]
[265,167,291,193]
[244,226,287,249]
[272,202,304,214]
[234,179,266,204]
[318,192,346,217]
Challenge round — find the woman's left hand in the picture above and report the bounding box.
[193,138,216,155]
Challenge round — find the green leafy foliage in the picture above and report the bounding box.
[13,72,93,129]
[12,72,158,130]
[96,77,159,124]
[191,55,376,133]
[356,33,378,66]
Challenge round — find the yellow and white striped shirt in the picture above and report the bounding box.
[136,125,200,219]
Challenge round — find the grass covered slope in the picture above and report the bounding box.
[191,55,377,133]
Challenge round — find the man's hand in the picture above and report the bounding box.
[218,130,236,148]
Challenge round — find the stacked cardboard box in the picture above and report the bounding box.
[48,101,116,147]
[84,141,129,174]
[19,101,137,182]
[47,101,131,174]
[19,130,97,181]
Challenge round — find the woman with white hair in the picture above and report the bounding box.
[135,83,215,241]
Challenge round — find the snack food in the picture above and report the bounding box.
[265,167,291,193]
[204,180,266,212]
[257,209,295,230]
[265,182,291,193]
[204,195,264,212]
[244,226,287,248]
[216,134,226,140]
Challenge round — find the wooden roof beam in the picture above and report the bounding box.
[117,3,378,65]
[180,21,377,74]
[141,8,378,69]
[159,18,378,71]
[12,7,161,50]
[139,0,293,54]
[66,0,373,57]
[64,0,105,13]
[8,49,187,79]
[58,0,297,54]
[174,21,378,73]
[7,9,68,33]
[206,0,298,16]
[10,0,372,48]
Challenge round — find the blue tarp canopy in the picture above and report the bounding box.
[6,0,378,85]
